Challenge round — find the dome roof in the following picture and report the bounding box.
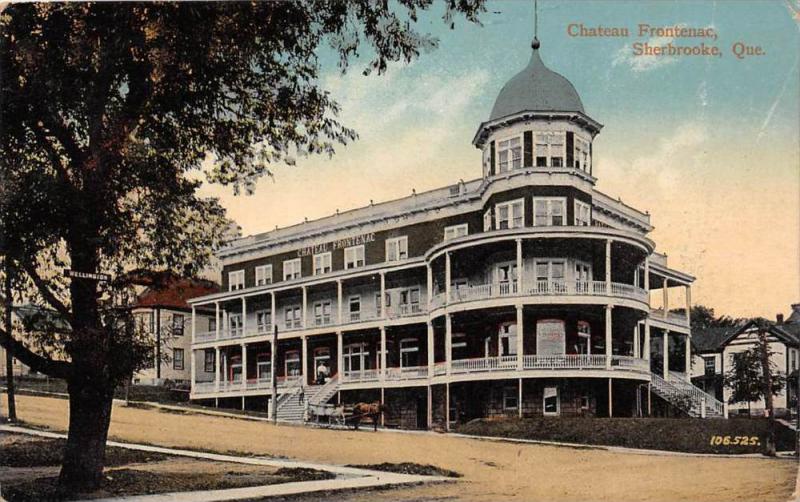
[489,41,585,121]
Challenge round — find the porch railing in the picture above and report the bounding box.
[341,369,380,383]
[442,279,648,307]
[385,365,429,380]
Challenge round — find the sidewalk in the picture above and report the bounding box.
[0,424,452,502]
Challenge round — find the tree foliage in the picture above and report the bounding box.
[723,328,785,408]
[0,1,485,492]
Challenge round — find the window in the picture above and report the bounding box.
[375,293,383,317]
[173,348,184,370]
[228,270,245,291]
[533,198,566,226]
[575,200,591,226]
[344,245,365,269]
[343,343,372,373]
[172,314,184,336]
[576,321,591,355]
[313,252,332,275]
[535,260,566,287]
[400,338,420,367]
[482,146,492,177]
[575,137,590,171]
[255,265,272,286]
[499,323,517,356]
[543,386,560,415]
[444,224,469,241]
[256,353,271,381]
[256,310,271,333]
[503,386,519,410]
[348,295,361,321]
[399,288,421,314]
[283,258,301,280]
[228,313,243,336]
[497,136,522,173]
[229,355,243,382]
[483,209,492,231]
[284,306,302,329]
[204,350,215,373]
[285,350,301,377]
[704,357,716,376]
[495,199,524,229]
[208,317,216,333]
[535,132,565,167]
[314,300,332,326]
[386,236,408,262]
[136,313,153,333]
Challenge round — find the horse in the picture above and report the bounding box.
[348,401,387,431]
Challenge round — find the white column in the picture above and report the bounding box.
[644,257,650,291]
[337,331,344,379]
[634,324,640,358]
[605,305,613,369]
[191,306,197,344]
[190,350,197,389]
[518,378,523,419]
[302,286,308,328]
[663,330,670,380]
[644,318,651,361]
[516,238,523,293]
[445,252,452,304]
[380,272,386,319]
[427,385,433,429]
[214,347,221,391]
[685,334,691,378]
[445,382,451,431]
[301,335,308,384]
[270,292,276,333]
[426,264,433,307]
[241,297,247,337]
[215,302,220,340]
[516,305,524,370]
[685,285,692,325]
[241,343,247,390]
[605,240,612,295]
[662,278,669,319]
[380,327,387,382]
[608,378,613,418]
[337,280,343,324]
[427,321,434,377]
[445,314,452,375]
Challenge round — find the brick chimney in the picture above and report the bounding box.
[777,313,784,324]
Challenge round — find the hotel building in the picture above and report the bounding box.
[188,38,723,428]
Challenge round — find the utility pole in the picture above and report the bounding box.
[4,256,17,422]
[271,324,278,424]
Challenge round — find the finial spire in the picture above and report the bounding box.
[532,0,540,49]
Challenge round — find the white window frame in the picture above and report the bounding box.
[498,322,518,356]
[256,309,271,333]
[285,350,301,377]
[284,305,302,329]
[543,386,560,416]
[444,223,469,241]
[496,134,523,173]
[228,270,245,291]
[577,321,591,355]
[256,352,271,381]
[283,258,301,281]
[533,197,567,227]
[172,314,184,336]
[348,295,361,321]
[172,348,185,371]
[399,338,420,368]
[575,200,591,226]
[483,209,492,231]
[313,300,332,326]
[344,245,365,269]
[503,386,519,410]
[228,313,243,336]
[313,252,332,276]
[495,198,524,230]
[255,265,273,286]
[385,236,408,262]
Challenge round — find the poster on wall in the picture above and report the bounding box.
[536,320,566,355]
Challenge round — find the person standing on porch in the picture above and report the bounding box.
[317,360,329,385]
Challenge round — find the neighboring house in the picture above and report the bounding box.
[133,277,218,386]
[187,35,710,427]
[0,346,32,378]
[1,303,71,379]
[692,305,800,417]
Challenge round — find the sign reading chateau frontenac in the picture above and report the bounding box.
[297,232,376,257]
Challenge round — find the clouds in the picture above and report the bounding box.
[612,34,681,73]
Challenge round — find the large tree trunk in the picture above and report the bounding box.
[57,378,115,494]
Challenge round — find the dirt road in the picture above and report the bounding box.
[7,394,797,502]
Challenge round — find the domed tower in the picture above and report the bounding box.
[473,38,602,179]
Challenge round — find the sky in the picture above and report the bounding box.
[199,0,800,320]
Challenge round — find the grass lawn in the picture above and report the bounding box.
[457,417,797,454]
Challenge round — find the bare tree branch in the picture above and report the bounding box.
[0,326,72,379]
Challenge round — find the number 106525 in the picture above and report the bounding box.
[709,435,760,446]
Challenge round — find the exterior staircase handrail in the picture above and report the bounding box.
[275,378,304,412]
[309,374,340,407]
[650,372,724,417]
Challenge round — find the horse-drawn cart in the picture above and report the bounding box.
[306,403,345,426]
[305,401,386,430]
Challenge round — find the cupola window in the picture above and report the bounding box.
[497,136,522,173]
[533,197,566,226]
[534,132,565,167]
[495,199,524,229]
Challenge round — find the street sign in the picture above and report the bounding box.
[63,269,111,282]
